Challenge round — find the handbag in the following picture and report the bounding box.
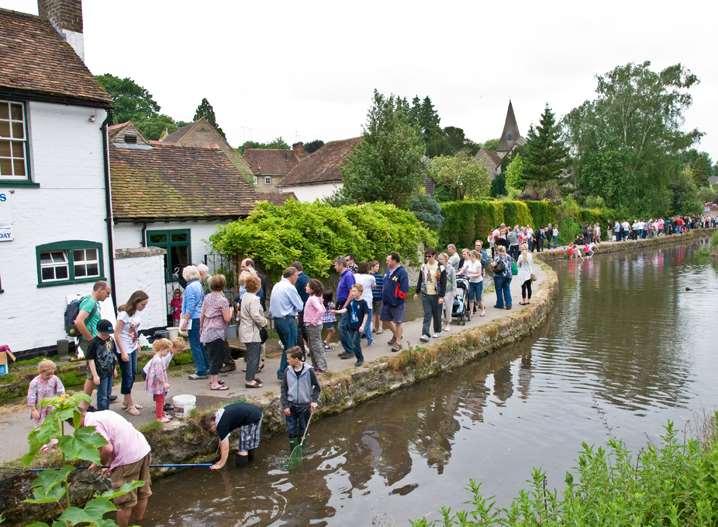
[511,260,518,276]
[259,326,269,343]
[493,259,506,274]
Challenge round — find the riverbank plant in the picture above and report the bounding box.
[411,418,718,526]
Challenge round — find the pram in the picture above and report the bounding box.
[452,277,471,325]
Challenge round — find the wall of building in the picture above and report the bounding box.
[254,174,283,192]
[0,102,110,353]
[114,248,167,330]
[281,182,341,202]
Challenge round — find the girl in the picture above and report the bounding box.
[322,292,336,350]
[170,288,183,326]
[145,338,172,423]
[27,359,65,425]
[438,253,456,330]
[115,290,149,416]
[464,250,485,317]
[303,278,328,373]
[517,243,534,305]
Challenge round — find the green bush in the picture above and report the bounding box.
[412,419,718,527]
[525,200,558,228]
[501,200,532,228]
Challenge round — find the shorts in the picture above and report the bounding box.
[372,299,382,312]
[380,302,405,324]
[239,415,263,452]
[468,281,483,303]
[111,453,152,509]
[323,321,335,331]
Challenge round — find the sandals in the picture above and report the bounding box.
[157,415,172,423]
[124,405,141,416]
[245,380,262,389]
[210,384,229,391]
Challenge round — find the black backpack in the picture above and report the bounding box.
[94,339,115,376]
[64,296,97,336]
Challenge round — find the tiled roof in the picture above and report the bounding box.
[280,137,362,187]
[160,122,195,145]
[110,143,257,221]
[0,8,110,105]
[255,192,297,205]
[244,148,300,176]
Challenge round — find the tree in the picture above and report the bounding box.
[408,96,450,157]
[340,90,426,208]
[522,104,568,194]
[505,153,526,194]
[239,137,290,152]
[304,140,325,154]
[564,61,701,216]
[429,153,491,201]
[482,138,500,151]
[490,172,506,197]
[444,126,479,156]
[193,98,226,139]
[681,149,714,187]
[409,193,444,231]
[669,166,702,215]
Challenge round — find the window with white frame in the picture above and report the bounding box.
[73,248,100,278]
[39,251,69,282]
[0,100,27,178]
[36,241,104,287]
[253,176,258,186]
[264,176,272,185]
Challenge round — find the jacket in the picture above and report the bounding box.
[415,262,447,297]
[281,364,321,407]
[382,265,409,307]
[346,298,368,330]
[238,292,267,343]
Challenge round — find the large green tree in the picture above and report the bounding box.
[408,96,450,157]
[429,153,491,200]
[564,61,701,216]
[444,126,479,156]
[505,153,526,194]
[522,104,568,194]
[340,90,426,208]
[239,137,290,152]
[194,98,226,139]
[681,149,714,187]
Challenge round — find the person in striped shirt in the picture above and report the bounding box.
[370,261,384,335]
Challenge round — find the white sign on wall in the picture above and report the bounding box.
[0,225,13,242]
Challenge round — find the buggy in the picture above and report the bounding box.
[452,277,471,325]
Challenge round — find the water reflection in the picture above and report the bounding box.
[147,242,718,526]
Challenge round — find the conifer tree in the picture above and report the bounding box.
[522,104,568,190]
[194,97,226,139]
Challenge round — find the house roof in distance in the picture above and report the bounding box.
[0,8,110,106]
[110,132,257,221]
[280,137,362,187]
[255,191,297,205]
[244,148,301,176]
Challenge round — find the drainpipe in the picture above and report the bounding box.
[100,110,117,307]
[141,222,147,247]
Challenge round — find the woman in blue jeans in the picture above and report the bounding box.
[492,246,513,310]
[181,265,210,380]
[115,290,149,416]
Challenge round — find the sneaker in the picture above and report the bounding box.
[354,360,364,367]
[443,327,451,333]
[420,334,430,343]
[432,333,441,338]
[391,344,402,353]
[188,373,208,380]
[323,343,332,351]
[109,395,118,402]
[338,352,354,360]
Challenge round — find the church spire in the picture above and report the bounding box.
[496,100,522,152]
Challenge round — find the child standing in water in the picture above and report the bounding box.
[27,359,65,425]
[145,338,172,423]
[281,347,321,451]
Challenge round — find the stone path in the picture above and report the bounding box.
[0,267,545,465]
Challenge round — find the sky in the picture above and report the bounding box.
[5,0,717,157]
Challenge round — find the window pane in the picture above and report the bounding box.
[148,233,167,244]
[9,103,22,121]
[11,122,23,140]
[75,264,87,277]
[13,159,25,176]
[171,232,188,242]
[0,140,10,157]
[51,251,66,262]
[0,121,9,138]
[0,104,8,120]
[42,267,55,280]
[0,158,11,176]
[86,263,99,276]
[40,252,52,264]
[85,248,98,261]
[56,266,68,279]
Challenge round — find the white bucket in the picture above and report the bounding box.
[172,394,196,418]
[167,326,180,341]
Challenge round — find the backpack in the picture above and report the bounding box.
[64,296,97,336]
[480,250,490,269]
[94,339,115,376]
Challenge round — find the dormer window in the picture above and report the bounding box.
[124,134,137,144]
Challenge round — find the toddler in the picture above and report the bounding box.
[322,292,336,351]
[145,338,173,423]
[170,288,183,326]
[27,359,65,425]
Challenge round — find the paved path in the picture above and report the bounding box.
[0,267,545,465]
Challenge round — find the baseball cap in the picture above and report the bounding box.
[97,319,114,334]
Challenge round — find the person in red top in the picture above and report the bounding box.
[169,288,182,326]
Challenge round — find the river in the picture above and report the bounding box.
[145,241,718,526]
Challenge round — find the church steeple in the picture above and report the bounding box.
[496,100,523,152]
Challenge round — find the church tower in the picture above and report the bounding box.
[496,100,524,154]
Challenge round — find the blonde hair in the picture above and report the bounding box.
[38,359,56,373]
[352,284,364,294]
[152,338,173,353]
[182,265,200,281]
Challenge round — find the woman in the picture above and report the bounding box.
[239,275,267,388]
[353,263,376,345]
[414,249,447,342]
[115,290,149,416]
[464,250,485,317]
[516,243,534,305]
[438,253,456,329]
[200,274,234,391]
[492,245,514,310]
[181,265,210,380]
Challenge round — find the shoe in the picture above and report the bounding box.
[388,337,396,346]
[235,454,250,467]
[506,306,512,310]
[376,329,383,335]
[188,373,208,380]
[163,403,173,412]
[391,344,402,353]
[367,340,373,346]
[420,334,430,343]
[245,380,261,389]
[219,364,236,374]
[432,334,441,338]
[124,405,141,416]
[323,344,332,351]
[354,360,364,367]
[338,352,354,359]
[158,415,172,423]
[109,395,118,402]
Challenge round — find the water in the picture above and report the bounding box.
[146,242,718,526]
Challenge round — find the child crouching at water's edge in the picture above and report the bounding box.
[281,347,321,451]
[146,338,173,423]
[27,359,65,425]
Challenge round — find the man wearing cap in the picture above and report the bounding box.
[85,319,117,410]
[334,257,356,359]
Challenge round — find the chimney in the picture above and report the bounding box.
[292,142,306,158]
[38,0,85,61]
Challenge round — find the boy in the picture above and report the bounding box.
[336,284,369,367]
[86,319,117,410]
[281,347,321,451]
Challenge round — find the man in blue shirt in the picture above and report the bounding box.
[269,267,304,380]
[292,261,310,353]
[381,252,409,353]
[334,257,356,360]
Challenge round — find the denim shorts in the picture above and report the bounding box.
[468,281,483,302]
[380,302,405,324]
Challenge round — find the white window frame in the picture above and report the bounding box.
[72,248,101,279]
[264,176,272,185]
[0,100,28,179]
[39,251,70,283]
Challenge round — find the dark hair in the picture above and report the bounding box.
[323,291,333,303]
[308,278,323,297]
[357,262,369,274]
[291,261,304,272]
[424,249,436,257]
[346,254,355,262]
[389,252,401,263]
[288,346,304,361]
[199,414,216,432]
[93,280,109,292]
[283,266,298,279]
[118,290,149,316]
[370,260,379,268]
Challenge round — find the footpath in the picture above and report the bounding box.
[0,267,545,465]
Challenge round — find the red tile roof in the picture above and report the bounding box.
[255,192,297,205]
[244,148,300,176]
[110,143,257,221]
[0,8,110,105]
[280,137,362,187]
[160,122,195,144]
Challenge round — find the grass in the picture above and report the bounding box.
[57,370,85,388]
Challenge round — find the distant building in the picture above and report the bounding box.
[244,143,306,192]
[476,101,525,179]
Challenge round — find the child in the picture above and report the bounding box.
[303,279,328,373]
[27,359,65,425]
[370,261,384,335]
[334,284,369,367]
[145,338,172,423]
[0,344,16,376]
[321,292,336,351]
[170,288,183,326]
[86,319,117,411]
[280,347,321,451]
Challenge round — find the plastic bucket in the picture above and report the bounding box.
[172,394,196,418]
[167,326,180,341]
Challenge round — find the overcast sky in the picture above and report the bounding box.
[6,0,717,157]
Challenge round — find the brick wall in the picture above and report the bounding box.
[38,0,83,33]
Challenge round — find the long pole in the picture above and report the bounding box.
[27,463,213,472]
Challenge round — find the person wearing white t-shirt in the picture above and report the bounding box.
[465,250,485,317]
[354,263,377,345]
[115,290,149,417]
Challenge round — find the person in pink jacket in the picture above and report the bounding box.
[303,279,328,373]
[145,338,172,423]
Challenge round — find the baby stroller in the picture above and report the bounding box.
[452,277,471,325]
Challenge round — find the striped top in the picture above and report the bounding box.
[372,272,384,300]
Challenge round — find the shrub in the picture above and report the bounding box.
[409,193,444,231]
[525,200,558,228]
[501,200,532,228]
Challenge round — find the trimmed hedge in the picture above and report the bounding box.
[525,200,558,229]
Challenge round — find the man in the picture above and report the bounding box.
[381,252,409,353]
[75,281,113,400]
[81,409,152,527]
[269,267,304,380]
[197,263,210,293]
[447,244,460,271]
[200,402,263,469]
[345,254,359,274]
[292,261,310,353]
[334,257,356,360]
